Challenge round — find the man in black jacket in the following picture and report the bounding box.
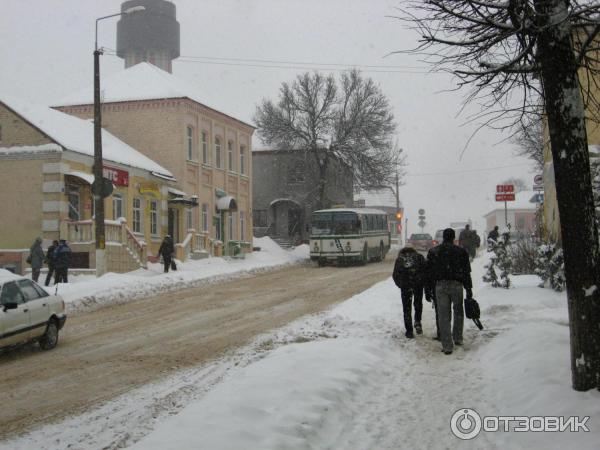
[426,228,473,355]
[158,235,175,273]
[393,246,427,338]
[44,240,58,286]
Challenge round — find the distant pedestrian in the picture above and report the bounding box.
[393,246,427,338]
[28,237,45,283]
[426,228,473,355]
[44,240,59,286]
[53,239,72,284]
[487,225,500,249]
[459,224,479,261]
[158,235,175,273]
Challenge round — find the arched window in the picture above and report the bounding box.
[215,137,222,168]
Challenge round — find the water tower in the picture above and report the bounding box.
[116,0,180,73]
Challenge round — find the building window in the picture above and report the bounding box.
[202,203,209,232]
[0,124,2,142]
[240,211,246,241]
[287,164,305,184]
[240,145,246,174]
[112,193,123,220]
[186,126,194,161]
[133,197,142,233]
[228,212,235,240]
[186,208,193,231]
[228,140,234,171]
[67,186,80,221]
[215,137,222,168]
[215,214,222,241]
[202,131,208,164]
[253,209,267,228]
[150,200,158,235]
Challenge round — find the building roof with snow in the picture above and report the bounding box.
[53,62,254,130]
[483,190,537,218]
[0,95,174,179]
[354,189,399,209]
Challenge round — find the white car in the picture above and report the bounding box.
[0,270,67,350]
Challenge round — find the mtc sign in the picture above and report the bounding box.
[103,166,129,187]
[496,184,515,201]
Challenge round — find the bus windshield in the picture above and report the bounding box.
[312,212,360,236]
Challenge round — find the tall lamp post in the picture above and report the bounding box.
[94,6,144,276]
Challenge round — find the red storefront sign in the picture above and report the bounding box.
[496,193,515,201]
[103,166,129,186]
[496,184,514,193]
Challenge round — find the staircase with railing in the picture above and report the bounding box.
[175,229,210,261]
[63,219,147,272]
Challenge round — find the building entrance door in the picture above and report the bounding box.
[168,208,179,243]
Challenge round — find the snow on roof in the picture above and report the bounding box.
[484,190,537,217]
[0,95,174,179]
[313,208,388,215]
[251,134,279,152]
[0,143,62,155]
[53,63,254,129]
[354,189,399,208]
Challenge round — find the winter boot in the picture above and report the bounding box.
[414,322,423,335]
[405,330,414,339]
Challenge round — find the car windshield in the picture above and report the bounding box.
[312,212,360,236]
[410,234,432,240]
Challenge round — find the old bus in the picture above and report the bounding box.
[309,208,390,265]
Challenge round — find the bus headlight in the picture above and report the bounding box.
[313,242,319,252]
[345,242,351,252]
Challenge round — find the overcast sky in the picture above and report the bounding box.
[0,0,537,234]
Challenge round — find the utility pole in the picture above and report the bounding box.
[93,46,106,277]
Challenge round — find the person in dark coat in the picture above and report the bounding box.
[459,224,479,261]
[53,239,72,284]
[426,228,473,355]
[158,235,175,273]
[393,246,427,338]
[28,237,45,283]
[487,225,500,249]
[44,240,59,286]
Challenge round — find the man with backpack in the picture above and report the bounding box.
[393,246,428,338]
[426,228,473,355]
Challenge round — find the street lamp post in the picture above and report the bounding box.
[93,6,144,277]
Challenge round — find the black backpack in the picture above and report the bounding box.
[464,297,483,330]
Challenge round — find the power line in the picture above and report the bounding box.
[407,163,531,177]
[103,51,433,74]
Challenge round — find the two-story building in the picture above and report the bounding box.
[252,144,353,246]
[0,95,176,274]
[53,62,255,256]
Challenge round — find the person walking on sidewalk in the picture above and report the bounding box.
[28,237,45,283]
[158,235,175,273]
[392,246,427,338]
[53,239,72,284]
[44,240,58,286]
[426,228,473,355]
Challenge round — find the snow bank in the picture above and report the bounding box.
[54,237,309,313]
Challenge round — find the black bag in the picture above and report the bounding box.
[464,297,483,330]
[26,255,32,264]
[170,260,177,271]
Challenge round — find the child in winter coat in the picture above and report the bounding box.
[392,246,428,338]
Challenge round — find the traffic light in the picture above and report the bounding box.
[395,211,403,220]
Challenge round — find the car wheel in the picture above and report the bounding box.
[317,258,326,267]
[39,320,59,350]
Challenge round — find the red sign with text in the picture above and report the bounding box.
[496,184,514,193]
[496,193,515,202]
[103,166,129,186]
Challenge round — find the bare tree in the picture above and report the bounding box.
[397,1,600,391]
[501,177,528,192]
[512,117,545,172]
[254,70,400,209]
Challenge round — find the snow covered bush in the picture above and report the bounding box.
[483,232,512,288]
[506,237,537,275]
[534,243,565,292]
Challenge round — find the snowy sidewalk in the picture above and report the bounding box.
[48,237,308,313]
[4,254,599,450]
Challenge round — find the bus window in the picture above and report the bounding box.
[312,212,359,235]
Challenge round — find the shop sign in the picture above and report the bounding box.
[139,181,160,197]
[103,165,129,186]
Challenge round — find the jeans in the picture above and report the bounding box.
[45,266,55,286]
[401,285,423,333]
[435,280,464,352]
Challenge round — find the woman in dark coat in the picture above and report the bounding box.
[392,246,428,338]
[158,235,175,273]
[29,237,45,283]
